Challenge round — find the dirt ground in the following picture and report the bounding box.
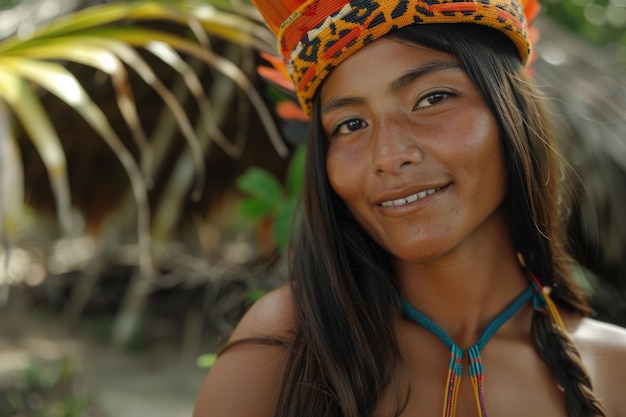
[84,346,207,417]
[0,315,209,417]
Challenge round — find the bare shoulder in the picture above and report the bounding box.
[192,284,297,417]
[230,283,297,342]
[567,315,626,417]
[570,316,626,357]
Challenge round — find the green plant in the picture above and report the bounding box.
[236,145,305,253]
[197,352,218,369]
[0,358,101,417]
[0,0,286,275]
[0,0,296,348]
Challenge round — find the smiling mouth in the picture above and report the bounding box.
[380,186,446,207]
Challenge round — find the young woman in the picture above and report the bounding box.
[193,1,626,416]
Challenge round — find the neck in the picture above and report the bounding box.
[396,240,528,347]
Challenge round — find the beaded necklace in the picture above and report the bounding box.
[400,273,565,417]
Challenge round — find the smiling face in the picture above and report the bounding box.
[321,37,509,263]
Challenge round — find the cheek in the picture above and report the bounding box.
[326,145,365,201]
[461,110,499,150]
[456,111,505,182]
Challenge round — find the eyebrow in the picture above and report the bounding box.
[321,96,367,114]
[389,60,462,94]
[321,59,462,114]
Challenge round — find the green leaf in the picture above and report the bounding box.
[14,37,154,180]
[247,289,268,303]
[87,36,207,191]
[272,199,297,253]
[236,167,284,205]
[286,146,306,198]
[240,197,274,220]
[0,74,72,235]
[197,353,218,369]
[2,57,152,275]
[88,26,288,157]
[0,99,23,238]
[266,86,292,105]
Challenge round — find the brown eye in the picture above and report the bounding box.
[414,91,455,110]
[333,118,368,135]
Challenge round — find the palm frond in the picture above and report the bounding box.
[87,25,287,157]
[0,72,71,234]
[0,99,24,239]
[3,56,153,274]
[0,0,287,279]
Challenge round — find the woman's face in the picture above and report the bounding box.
[320,37,508,262]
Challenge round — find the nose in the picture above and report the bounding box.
[371,116,423,175]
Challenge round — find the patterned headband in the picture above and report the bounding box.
[252,0,539,116]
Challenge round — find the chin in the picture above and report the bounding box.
[386,239,457,263]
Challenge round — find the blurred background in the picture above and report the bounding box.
[0,1,624,416]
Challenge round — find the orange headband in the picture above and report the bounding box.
[252,0,536,116]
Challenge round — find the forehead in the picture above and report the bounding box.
[320,37,459,104]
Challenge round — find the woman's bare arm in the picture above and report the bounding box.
[192,285,296,417]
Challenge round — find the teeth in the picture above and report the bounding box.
[381,187,439,207]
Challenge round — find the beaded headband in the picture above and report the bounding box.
[252,0,538,116]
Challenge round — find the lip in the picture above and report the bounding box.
[374,183,451,212]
